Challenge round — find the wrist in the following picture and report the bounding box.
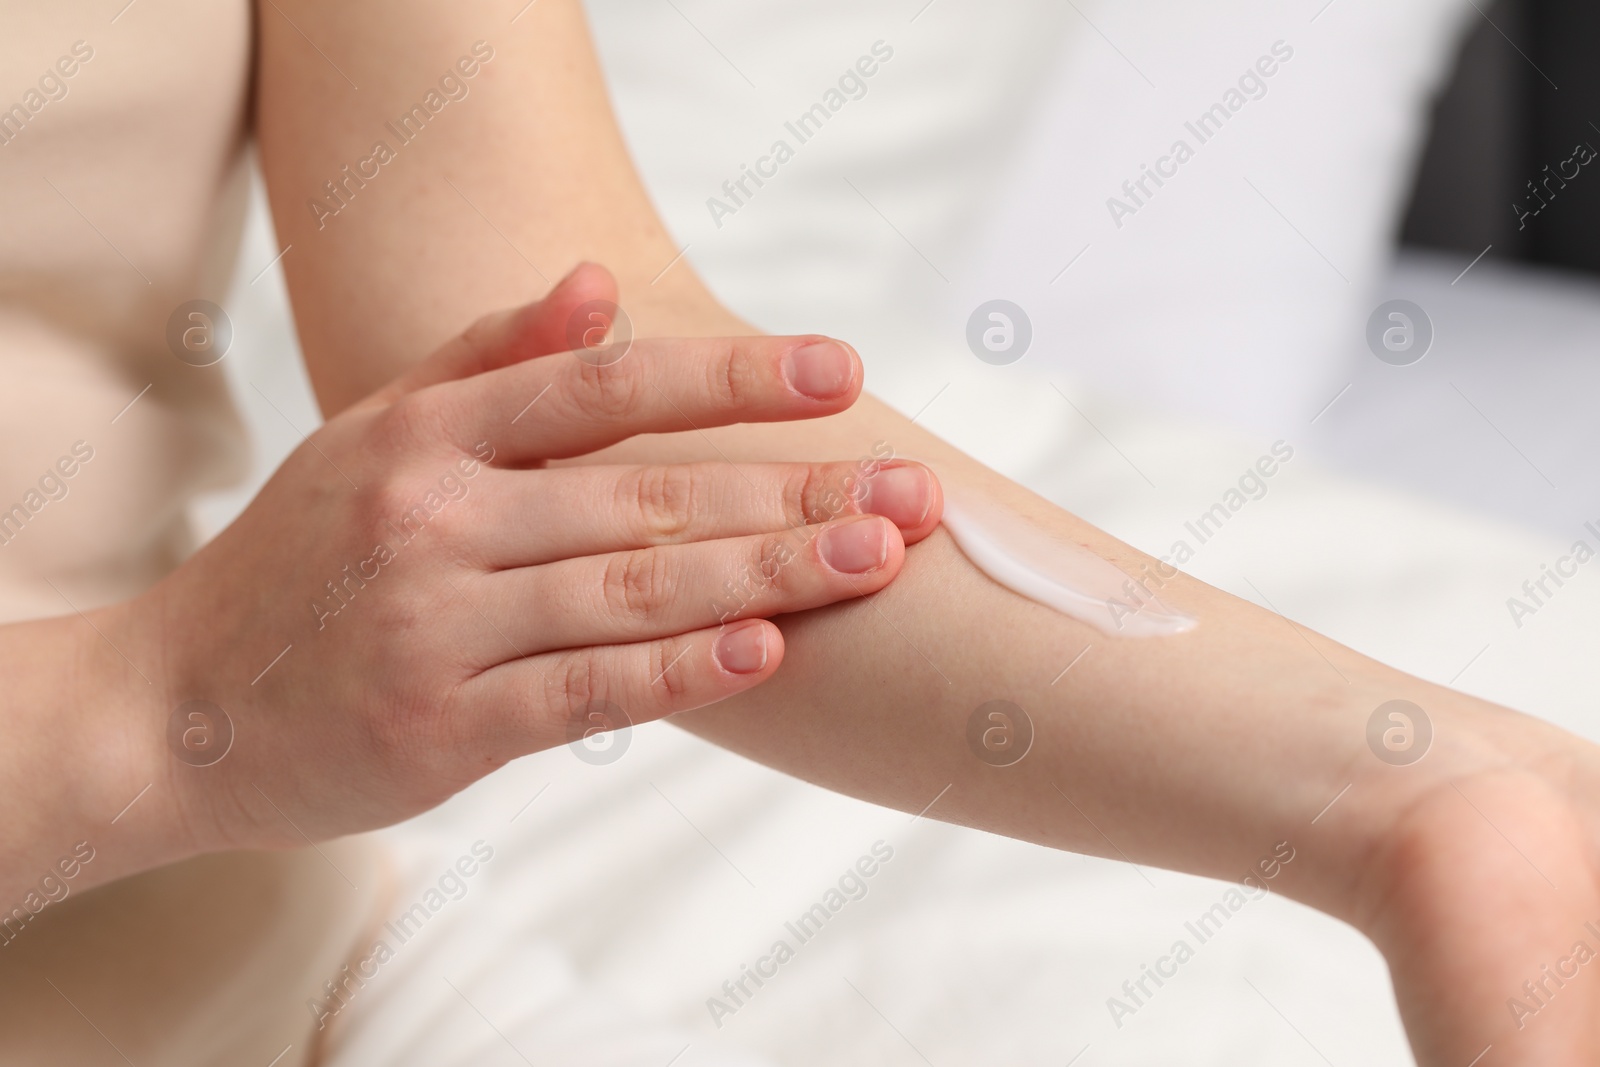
[1334,688,1524,936]
[56,596,202,892]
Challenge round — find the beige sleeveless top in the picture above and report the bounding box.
[0,4,383,1065]
[0,0,249,619]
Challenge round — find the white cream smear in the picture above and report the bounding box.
[939,485,1197,637]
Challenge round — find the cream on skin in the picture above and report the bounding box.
[938,483,1196,637]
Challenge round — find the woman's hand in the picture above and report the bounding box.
[102,266,942,863]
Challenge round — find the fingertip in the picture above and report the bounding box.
[558,262,619,305]
[885,515,910,562]
[815,513,897,577]
[512,264,623,360]
[712,619,783,681]
[880,517,909,579]
[910,467,945,544]
[861,461,943,542]
[781,336,863,406]
[835,338,865,400]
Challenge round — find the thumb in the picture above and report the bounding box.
[365,262,620,407]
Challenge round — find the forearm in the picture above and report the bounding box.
[256,0,1512,924]
[0,607,176,907]
[562,319,1503,922]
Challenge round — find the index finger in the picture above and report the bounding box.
[429,334,862,463]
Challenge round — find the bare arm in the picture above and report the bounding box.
[257,3,1600,1061]
[254,0,1427,904]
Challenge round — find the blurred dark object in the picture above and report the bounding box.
[1399,0,1600,273]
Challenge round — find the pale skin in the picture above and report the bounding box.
[0,280,941,1064]
[0,287,937,894]
[4,0,1600,1064]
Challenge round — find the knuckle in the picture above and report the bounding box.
[626,465,698,541]
[360,471,423,539]
[357,465,473,559]
[601,548,672,624]
[807,464,858,524]
[350,642,461,779]
[707,341,757,409]
[567,358,647,422]
[715,532,797,613]
[367,474,429,541]
[549,652,607,721]
[650,637,694,704]
[749,532,800,598]
[794,462,858,525]
[373,393,447,455]
[782,465,820,528]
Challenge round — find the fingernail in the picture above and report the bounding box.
[714,624,769,674]
[862,464,934,529]
[818,517,889,574]
[783,341,852,400]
